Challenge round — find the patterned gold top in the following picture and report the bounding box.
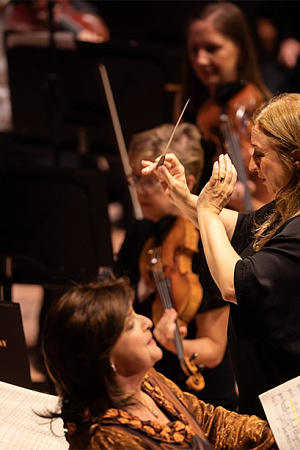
[66,369,277,450]
[66,373,198,447]
[99,374,196,446]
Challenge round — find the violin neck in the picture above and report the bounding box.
[152,272,186,364]
[150,247,205,391]
[154,274,199,378]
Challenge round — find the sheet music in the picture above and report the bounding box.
[259,375,300,450]
[0,381,68,449]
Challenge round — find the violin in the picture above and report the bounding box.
[139,215,205,392]
[197,81,265,211]
[139,215,203,327]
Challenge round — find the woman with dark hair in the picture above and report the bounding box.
[42,276,276,449]
[175,2,273,210]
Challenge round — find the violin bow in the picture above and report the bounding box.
[156,98,190,168]
[99,64,143,219]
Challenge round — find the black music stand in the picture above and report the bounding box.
[5,32,176,156]
[5,31,178,224]
[0,165,113,389]
[0,165,113,300]
[0,301,32,389]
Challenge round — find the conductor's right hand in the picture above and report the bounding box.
[141,153,192,208]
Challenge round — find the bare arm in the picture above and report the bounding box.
[197,154,241,304]
[153,306,229,368]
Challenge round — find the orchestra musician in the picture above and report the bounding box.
[142,92,300,420]
[174,2,274,211]
[114,122,238,411]
[42,275,276,449]
[4,0,110,43]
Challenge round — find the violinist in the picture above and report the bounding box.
[175,2,273,211]
[4,0,110,43]
[114,122,238,411]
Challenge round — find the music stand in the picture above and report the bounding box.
[0,165,113,300]
[5,31,177,155]
[5,31,178,223]
[0,301,32,389]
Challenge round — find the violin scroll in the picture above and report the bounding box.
[185,373,205,391]
[181,353,205,392]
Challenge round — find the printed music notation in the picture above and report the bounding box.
[0,381,68,449]
[259,375,300,449]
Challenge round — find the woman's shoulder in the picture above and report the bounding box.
[276,213,300,237]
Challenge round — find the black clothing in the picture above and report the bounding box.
[230,202,300,418]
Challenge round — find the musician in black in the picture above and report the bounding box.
[142,92,300,420]
[174,2,274,211]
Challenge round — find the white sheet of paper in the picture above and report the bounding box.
[0,381,68,450]
[259,375,300,450]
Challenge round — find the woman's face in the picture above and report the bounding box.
[249,125,292,194]
[111,308,162,378]
[129,152,175,222]
[187,19,240,94]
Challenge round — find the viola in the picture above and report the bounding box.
[197,81,265,211]
[139,215,203,327]
[139,215,205,392]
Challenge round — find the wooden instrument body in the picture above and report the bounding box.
[139,215,205,392]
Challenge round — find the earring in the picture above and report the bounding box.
[111,363,117,373]
[290,149,300,170]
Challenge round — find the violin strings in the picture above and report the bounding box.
[151,249,204,389]
[152,255,185,362]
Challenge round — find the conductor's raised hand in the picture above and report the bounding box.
[141,153,192,206]
[198,154,237,215]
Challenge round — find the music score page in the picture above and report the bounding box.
[259,375,300,450]
[0,381,68,449]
